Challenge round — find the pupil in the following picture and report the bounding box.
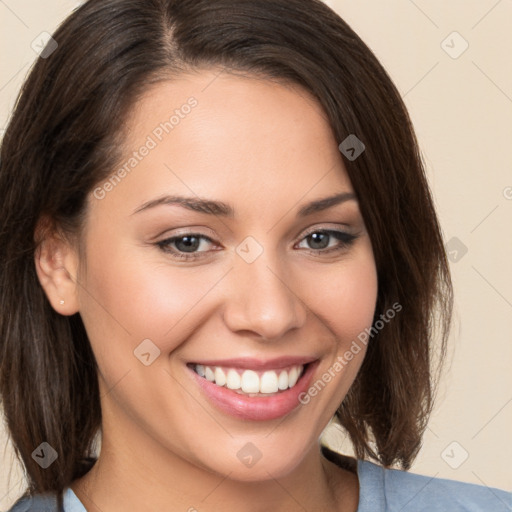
[309,232,328,249]
[177,236,199,252]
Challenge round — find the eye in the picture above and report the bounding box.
[296,229,358,254]
[155,228,358,262]
[156,233,217,261]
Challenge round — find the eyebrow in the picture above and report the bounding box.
[132,191,357,217]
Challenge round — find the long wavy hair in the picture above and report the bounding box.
[0,0,452,503]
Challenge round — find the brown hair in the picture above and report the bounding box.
[0,0,452,500]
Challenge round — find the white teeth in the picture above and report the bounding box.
[260,370,279,393]
[226,369,241,390]
[193,364,304,394]
[214,367,226,387]
[277,370,289,390]
[288,366,299,387]
[241,370,260,393]
[204,366,215,382]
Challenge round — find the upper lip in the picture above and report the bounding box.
[188,356,318,371]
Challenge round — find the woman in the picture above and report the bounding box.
[1,0,510,511]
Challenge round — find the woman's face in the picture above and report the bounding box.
[74,69,378,480]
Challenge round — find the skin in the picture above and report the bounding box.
[35,69,378,512]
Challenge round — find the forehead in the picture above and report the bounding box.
[91,69,354,220]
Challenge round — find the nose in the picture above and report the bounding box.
[222,244,308,341]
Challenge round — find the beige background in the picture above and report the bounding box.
[1,0,511,509]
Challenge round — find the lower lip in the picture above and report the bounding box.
[189,362,319,421]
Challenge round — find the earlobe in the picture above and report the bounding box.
[34,233,80,316]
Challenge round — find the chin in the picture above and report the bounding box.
[189,434,317,483]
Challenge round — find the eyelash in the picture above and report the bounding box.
[155,229,358,261]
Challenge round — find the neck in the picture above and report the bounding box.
[71,403,358,512]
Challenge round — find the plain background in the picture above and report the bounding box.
[1,0,511,509]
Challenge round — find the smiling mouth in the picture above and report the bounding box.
[188,363,308,396]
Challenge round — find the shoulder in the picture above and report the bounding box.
[357,458,512,512]
[6,492,58,512]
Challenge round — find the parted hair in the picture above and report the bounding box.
[0,0,452,501]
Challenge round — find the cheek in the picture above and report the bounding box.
[294,245,377,421]
[304,243,378,344]
[77,231,230,359]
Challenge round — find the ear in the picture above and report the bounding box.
[34,220,80,316]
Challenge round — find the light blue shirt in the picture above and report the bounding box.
[58,459,512,511]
